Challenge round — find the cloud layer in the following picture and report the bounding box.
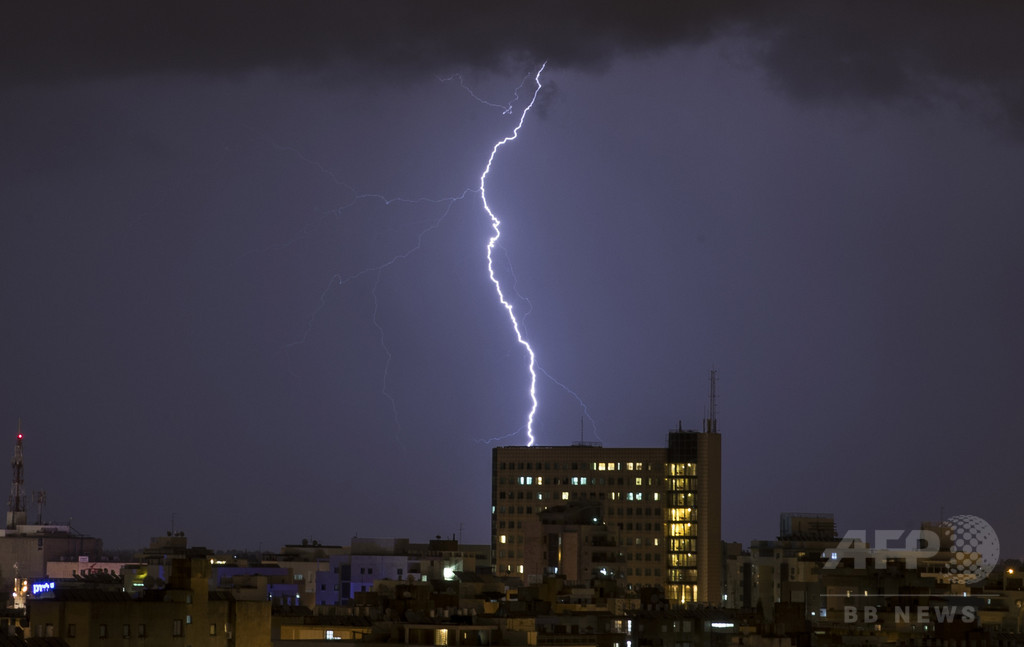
[5,1,1022,124]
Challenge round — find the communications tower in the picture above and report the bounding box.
[7,424,26,529]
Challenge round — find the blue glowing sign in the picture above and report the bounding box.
[32,581,55,596]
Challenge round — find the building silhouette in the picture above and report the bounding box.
[491,418,721,605]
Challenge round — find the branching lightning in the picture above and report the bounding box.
[282,189,472,436]
[479,62,546,447]
[266,62,591,449]
[284,190,472,351]
[438,71,533,115]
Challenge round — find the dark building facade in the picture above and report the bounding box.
[491,427,721,605]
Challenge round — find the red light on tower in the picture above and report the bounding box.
[16,434,22,440]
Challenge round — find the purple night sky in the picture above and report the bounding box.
[1,2,1022,556]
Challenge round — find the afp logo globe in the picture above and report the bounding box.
[941,515,1000,585]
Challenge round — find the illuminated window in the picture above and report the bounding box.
[653,493,660,501]
[571,477,579,485]
[435,629,450,646]
[626,463,634,471]
[561,492,569,500]
[635,477,643,486]
[499,535,507,544]
[670,508,694,521]
[536,476,543,485]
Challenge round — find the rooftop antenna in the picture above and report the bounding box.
[33,490,46,525]
[704,369,719,434]
[7,421,26,529]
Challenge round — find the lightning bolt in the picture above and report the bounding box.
[479,62,546,447]
[493,244,602,444]
[264,64,567,449]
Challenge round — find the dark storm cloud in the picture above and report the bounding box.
[4,2,1022,121]
[0,1,718,82]
[758,3,1024,121]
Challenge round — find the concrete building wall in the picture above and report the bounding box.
[492,445,666,590]
[492,430,722,603]
[233,598,272,647]
[697,430,721,604]
[0,532,103,590]
[351,554,409,594]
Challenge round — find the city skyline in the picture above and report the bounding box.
[1,3,1022,555]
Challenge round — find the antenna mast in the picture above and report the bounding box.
[8,422,27,529]
[704,370,719,434]
[33,491,46,525]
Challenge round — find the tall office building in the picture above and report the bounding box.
[491,419,721,605]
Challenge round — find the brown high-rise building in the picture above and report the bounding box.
[491,425,721,605]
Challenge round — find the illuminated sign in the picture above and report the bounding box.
[32,581,55,596]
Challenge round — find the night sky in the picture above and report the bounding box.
[2,2,1022,556]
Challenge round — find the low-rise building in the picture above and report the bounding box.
[28,551,271,645]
